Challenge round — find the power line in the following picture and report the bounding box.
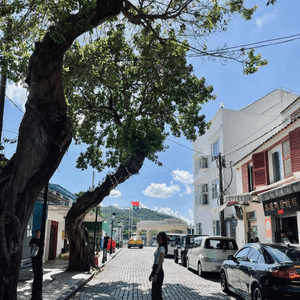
[225,116,293,157]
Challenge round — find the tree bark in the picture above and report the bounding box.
[66,151,146,271]
[0,0,123,298]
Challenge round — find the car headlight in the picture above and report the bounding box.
[202,257,211,262]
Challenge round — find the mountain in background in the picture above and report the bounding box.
[100,206,178,232]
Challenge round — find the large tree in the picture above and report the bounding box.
[0,0,269,298]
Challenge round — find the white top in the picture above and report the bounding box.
[153,246,165,264]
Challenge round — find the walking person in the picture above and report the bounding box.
[29,229,41,273]
[149,231,168,300]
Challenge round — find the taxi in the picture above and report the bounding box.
[128,236,143,249]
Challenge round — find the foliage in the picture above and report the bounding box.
[63,23,216,171]
[1,0,268,82]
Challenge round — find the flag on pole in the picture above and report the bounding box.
[131,201,140,210]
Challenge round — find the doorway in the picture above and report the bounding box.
[275,215,298,244]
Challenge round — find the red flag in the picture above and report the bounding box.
[131,201,139,207]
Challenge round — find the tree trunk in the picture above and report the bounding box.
[0,0,123,298]
[66,151,146,271]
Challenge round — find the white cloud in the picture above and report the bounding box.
[140,202,149,209]
[172,169,193,184]
[6,82,27,111]
[256,12,276,28]
[172,169,193,195]
[153,206,194,225]
[113,203,119,208]
[143,182,180,198]
[185,185,192,195]
[109,189,122,198]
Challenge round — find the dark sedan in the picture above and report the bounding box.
[220,243,300,300]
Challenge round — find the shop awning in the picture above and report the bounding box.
[258,180,300,202]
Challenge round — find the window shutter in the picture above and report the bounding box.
[252,151,269,187]
[289,127,300,173]
[242,163,249,193]
[282,139,292,177]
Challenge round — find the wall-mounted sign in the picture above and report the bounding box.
[265,217,272,238]
[263,193,300,216]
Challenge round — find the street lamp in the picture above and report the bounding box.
[110,212,116,254]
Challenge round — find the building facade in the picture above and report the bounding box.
[231,97,300,247]
[193,89,299,242]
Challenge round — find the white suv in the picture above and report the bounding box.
[186,236,238,277]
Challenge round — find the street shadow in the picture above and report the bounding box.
[73,280,243,299]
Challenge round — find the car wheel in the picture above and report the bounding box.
[220,270,229,293]
[140,246,143,249]
[186,258,190,270]
[198,262,204,277]
[128,245,131,249]
[252,284,264,300]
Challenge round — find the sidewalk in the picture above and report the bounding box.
[17,248,122,300]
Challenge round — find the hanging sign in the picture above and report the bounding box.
[263,193,300,216]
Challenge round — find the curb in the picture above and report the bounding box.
[58,249,122,300]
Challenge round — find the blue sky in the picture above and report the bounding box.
[4,0,300,225]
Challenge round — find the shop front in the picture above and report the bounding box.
[260,190,300,244]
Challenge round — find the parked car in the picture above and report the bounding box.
[187,236,238,277]
[166,233,184,256]
[128,236,143,249]
[174,234,207,266]
[220,243,300,300]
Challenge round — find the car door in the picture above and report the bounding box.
[226,247,250,292]
[239,247,260,295]
[192,239,203,269]
[188,240,197,269]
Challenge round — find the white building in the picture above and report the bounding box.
[192,89,299,243]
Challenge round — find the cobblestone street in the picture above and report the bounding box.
[69,247,242,300]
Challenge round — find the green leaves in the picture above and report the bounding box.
[243,49,268,75]
[63,24,215,170]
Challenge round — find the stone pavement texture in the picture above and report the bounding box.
[17,249,121,300]
[69,247,242,300]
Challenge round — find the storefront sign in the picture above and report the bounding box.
[265,217,272,238]
[263,193,300,216]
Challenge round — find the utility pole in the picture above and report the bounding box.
[218,153,226,236]
[0,73,6,150]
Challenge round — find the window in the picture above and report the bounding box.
[201,194,209,205]
[248,248,260,263]
[212,179,219,199]
[197,223,202,235]
[194,157,208,174]
[248,163,253,192]
[235,247,250,262]
[213,220,220,236]
[211,140,220,161]
[269,146,283,183]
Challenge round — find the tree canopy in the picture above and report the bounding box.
[63,23,215,172]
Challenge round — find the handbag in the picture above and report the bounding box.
[30,245,38,258]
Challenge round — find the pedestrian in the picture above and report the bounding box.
[253,236,260,243]
[103,233,109,250]
[29,229,41,273]
[149,231,168,300]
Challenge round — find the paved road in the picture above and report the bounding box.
[69,246,242,300]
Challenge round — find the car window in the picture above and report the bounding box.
[204,239,238,250]
[248,248,260,263]
[267,247,300,263]
[235,247,250,262]
[197,240,202,247]
[257,254,265,264]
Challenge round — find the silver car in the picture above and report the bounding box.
[186,236,238,277]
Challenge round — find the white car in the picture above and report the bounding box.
[186,236,238,277]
